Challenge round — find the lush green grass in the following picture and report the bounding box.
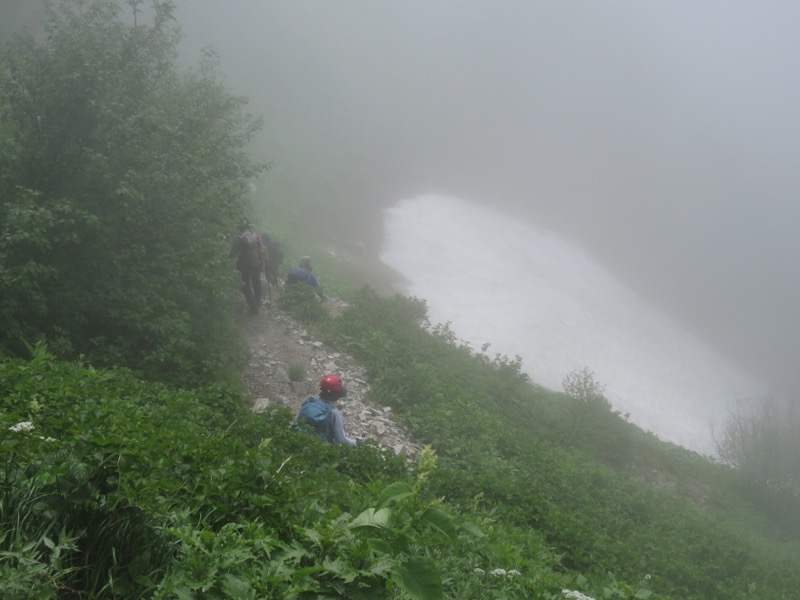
[0,347,607,599]
[318,289,800,599]
[4,288,800,598]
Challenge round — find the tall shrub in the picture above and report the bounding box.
[0,0,264,386]
[715,396,800,534]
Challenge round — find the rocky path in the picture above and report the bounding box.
[237,291,422,460]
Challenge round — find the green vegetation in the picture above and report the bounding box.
[279,283,330,325]
[2,2,800,599]
[0,348,419,599]
[321,290,800,599]
[5,293,800,598]
[0,0,264,388]
[287,362,307,383]
[714,396,800,538]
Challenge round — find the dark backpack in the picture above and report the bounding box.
[296,396,333,442]
[240,230,263,271]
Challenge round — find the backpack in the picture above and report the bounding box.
[296,396,333,442]
[240,230,263,270]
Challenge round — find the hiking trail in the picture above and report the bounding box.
[237,289,423,460]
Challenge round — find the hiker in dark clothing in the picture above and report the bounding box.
[296,374,358,446]
[260,233,284,287]
[286,256,324,300]
[230,221,266,314]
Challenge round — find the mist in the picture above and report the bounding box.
[6,1,798,398]
[164,1,800,399]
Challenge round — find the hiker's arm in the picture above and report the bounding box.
[329,409,356,446]
[308,273,325,299]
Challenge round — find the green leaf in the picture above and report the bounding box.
[221,574,254,599]
[368,538,393,554]
[349,507,392,530]
[394,557,443,600]
[459,521,485,538]
[376,481,414,509]
[303,527,322,545]
[421,507,458,544]
[171,586,196,600]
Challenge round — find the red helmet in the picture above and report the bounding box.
[320,374,345,396]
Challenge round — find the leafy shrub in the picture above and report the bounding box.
[0,0,262,387]
[561,367,612,443]
[554,367,636,467]
[279,282,330,324]
[0,347,282,592]
[0,352,471,598]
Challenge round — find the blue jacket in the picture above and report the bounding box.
[296,397,356,446]
[286,265,323,298]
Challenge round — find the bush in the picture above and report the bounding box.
[279,282,329,324]
[0,352,458,599]
[0,0,263,387]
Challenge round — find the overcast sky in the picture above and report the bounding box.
[6,1,799,397]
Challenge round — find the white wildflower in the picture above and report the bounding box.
[9,421,34,433]
[508,569,522,577]
[472,568,485,575]
[644,574,652,580]
[490,568,507,577]
[562,590,596,600]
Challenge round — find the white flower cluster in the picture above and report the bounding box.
[475,567,523,577]
[9,421,34,433]
[562,590,596,600]
[472,567,522,577]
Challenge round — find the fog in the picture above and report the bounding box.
[6,1,800,399]
[175,0,800,399]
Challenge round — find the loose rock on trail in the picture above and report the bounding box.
[237,289,423,460]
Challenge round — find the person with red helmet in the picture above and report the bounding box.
[296,374,358,446]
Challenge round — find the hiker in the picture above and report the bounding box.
[286,256,324,300]
[260,232,284,287]
[296,375,358,446]
[229,221,266,314]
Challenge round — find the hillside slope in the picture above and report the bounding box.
[236,288,422,459]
